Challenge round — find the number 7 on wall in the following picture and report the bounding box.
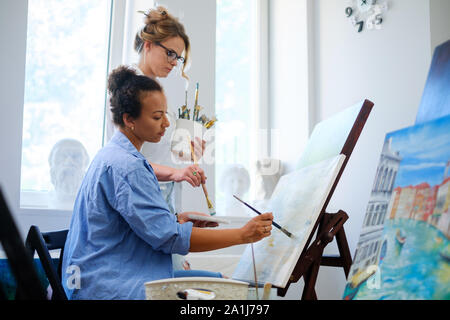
[356,20,364,32]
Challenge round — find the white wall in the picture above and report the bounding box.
[269,0,312,173]
[430,0,450,53]
[266,0,314,299]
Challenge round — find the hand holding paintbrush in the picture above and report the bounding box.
[233,195,294,239]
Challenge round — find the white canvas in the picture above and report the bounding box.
[233,154,346,288]
[296,100,363,169]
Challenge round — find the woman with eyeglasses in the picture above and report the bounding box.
[104,7,211,275]
[133,7,202,206]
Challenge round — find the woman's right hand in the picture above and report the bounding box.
[172,164,206,187]
[239,212,274,243]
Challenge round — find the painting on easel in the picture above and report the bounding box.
[344,114,450,300]
[415,39,450,125]
[233,154,345,287]
[232,99,372,291]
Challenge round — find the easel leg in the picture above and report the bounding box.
[302,259,320,300]
[277,210,352,300]
[335,226,352,278]
[301,212,329,300]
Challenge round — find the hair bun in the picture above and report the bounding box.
[156,6,168,18]
[107,66,137,94]
[140,6,170,25]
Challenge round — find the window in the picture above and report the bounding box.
[353,249,359,263]
[20,0,112,210]
[121,1,155,67]
[384,169,392,192]
[215,0,266,216]
[365,204,374,226]
[389,171,397,192]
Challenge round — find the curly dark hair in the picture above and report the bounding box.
[108,65,162,126]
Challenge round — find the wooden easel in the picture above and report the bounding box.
[276,99,374,300]
[276,210,352,299]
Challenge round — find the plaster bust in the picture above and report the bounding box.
[48,139,89,209]
[254,158,283,201]
[220,164,251,217]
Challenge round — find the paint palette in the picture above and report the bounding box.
[187,214,230,225]
[144,277,248,300]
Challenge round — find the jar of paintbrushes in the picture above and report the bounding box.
[171,82,217,162]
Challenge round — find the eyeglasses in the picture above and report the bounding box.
[155,42,185,64]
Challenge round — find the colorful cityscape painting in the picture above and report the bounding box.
[343,114,450,300]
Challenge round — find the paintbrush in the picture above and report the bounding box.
[190,142,216,215]
[194,82,199,108]
[232,195,293,239]
[251,243,259,300]
[200,183,216,216]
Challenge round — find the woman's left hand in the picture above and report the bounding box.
[172,164,206,187]
[177,212,218,228]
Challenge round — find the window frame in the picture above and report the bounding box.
[214,0,270,206]
[11,0,127,221]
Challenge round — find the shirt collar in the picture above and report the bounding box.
[110,130,147,161]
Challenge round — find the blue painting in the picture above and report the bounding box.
[415,39,450,124]
[343,114,450,300]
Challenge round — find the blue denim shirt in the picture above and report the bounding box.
[62,131,193,300]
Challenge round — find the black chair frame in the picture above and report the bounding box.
[0,189,47,300]
[24,225,68,300]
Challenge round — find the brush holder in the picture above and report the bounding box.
[171,119,205,162]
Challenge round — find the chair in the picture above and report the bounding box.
[24,225,68,300]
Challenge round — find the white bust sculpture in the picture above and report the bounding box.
[220,164,251,217]
[48,139,89,209]
[252,158,283,211]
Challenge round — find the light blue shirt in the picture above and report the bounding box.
[62,131,193,300]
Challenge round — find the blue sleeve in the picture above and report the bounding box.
[112,167,193,255]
